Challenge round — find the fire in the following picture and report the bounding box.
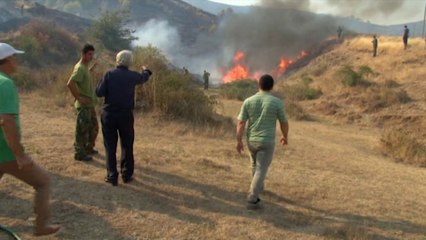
[222,50,250,83]
[222,50,308,83]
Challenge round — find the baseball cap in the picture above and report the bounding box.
[0,43,25,60]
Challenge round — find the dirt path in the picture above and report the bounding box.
[0,95,425,240]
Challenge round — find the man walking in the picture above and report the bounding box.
[0,43,60,236]
[403,25,409,50]
[236,74,289,209]
[96,50,152,186]
[67,44,99,161]
[372,35,378,57]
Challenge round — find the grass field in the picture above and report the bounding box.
[0,92,425,240]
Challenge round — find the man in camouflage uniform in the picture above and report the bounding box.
[372,35,378,57]
[67,44,99,161]
[203,70,210,90]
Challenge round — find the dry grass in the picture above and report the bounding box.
[0,94,425,239]
[279,36,426,166]
[381,129,426,167]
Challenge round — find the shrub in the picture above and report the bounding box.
[13,20,80,66]
[285,100,311,121]
[338,65,372,87]
[364,86,411,111]
[220,80,258,101]
[133,46,223,125]
[381,129,426,167]
[281,83,322,101]
[88,10,137,52]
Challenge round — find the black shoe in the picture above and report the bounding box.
[74,155,93,162]
[122,176,133,183]
[246,198,262,210]
[86,149,99,155]
[104,177,118,186]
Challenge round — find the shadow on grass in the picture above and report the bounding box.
[2,167,425,239]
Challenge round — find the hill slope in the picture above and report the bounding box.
[280,36,426,162]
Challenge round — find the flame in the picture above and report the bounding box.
[223,50,250,83]
[222,50,308,83]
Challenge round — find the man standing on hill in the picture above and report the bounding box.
[403,25,409,50]
[337,26,343,41]
[96,50,152,186]
[0,43,60,236]
[236,74,289,210]
[67,44,99,162]
[372,35,378,57]
[203,70,210,90]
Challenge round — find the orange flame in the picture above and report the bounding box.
[223,50,308,83]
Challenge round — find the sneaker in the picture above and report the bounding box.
[104,177,118,186]
[246,198,262,210]
[74,154,93,162]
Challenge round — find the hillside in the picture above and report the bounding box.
[32,0,217,45]
[0,1,91,34]
[279,36,426,163]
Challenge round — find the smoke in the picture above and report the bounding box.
[261,0,311,10]
[325,0,406,18]
[270,0,408,19]
[216,0,336,72]
[132,19,224,84]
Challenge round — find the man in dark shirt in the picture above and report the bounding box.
[403,25,409,50]
[96,50,152,186]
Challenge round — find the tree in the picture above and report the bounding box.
[88,10,137,52]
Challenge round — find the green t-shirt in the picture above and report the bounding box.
[0,72,20,164]
[238,92,287,143]
[69,61,97,108]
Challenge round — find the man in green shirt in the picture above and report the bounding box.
[236,74,289,210]
[0,42,60,236]
[67,44,99,161]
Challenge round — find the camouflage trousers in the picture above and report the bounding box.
[74,107,99,157]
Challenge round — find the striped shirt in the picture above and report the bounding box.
[238,92,287,143]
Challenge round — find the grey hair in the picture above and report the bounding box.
[116,50,133,67]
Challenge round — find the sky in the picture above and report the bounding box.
[209,0,424,25]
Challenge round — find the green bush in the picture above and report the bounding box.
[133,46,223,125]
[88,10,136,52]
[220,80,258,101]
[338,65,372,87]
[13,20,80,66]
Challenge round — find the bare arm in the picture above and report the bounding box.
[279,121,289,145]
[0,115,32,169]
[67,80,89,105]
[236,120,246,153]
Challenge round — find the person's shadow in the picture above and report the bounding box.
[2,166,426,239]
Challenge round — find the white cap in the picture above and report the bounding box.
[0,43,25,60]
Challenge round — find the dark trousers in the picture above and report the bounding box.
[101,110,134,180]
